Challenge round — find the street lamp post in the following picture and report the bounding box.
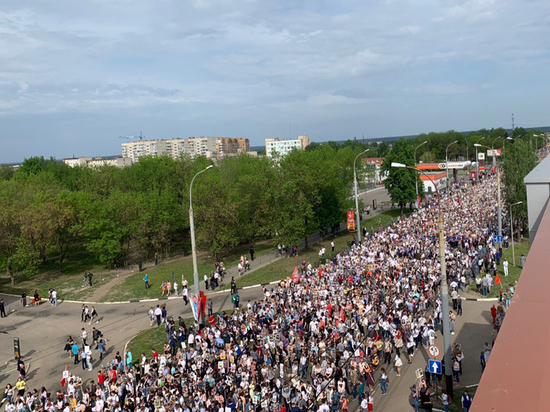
[476,142,504,250]
[510,201,522,267]
[475,137,484,179]
[414,141,428,196]
[189,165,213,325]
[391,162,454,399]
[446,141,458,192]
[354,149,370,243]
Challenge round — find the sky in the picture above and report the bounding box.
[1,0,550,163]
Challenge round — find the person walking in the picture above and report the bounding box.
[21,291,27,308]
[143,274,150,289]
[0,299,6,317]
[154,305,162,326]
[394,353,403,376]
[380,368,388,395]
[461,390,473,411]
[503,258,509,276]
[182,286,189,305]
[250,246,255,261]
[438,389,449,412]
[457,297,463,316]
[51,289,57,306]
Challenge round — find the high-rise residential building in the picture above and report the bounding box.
[122,137,251,162]
[63,156,132,168]
[265,135,309,158]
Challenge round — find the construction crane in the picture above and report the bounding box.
[118,131,145,141]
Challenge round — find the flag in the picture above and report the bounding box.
[495,274,501,285]
[61,365,68,388]
[291,267,300,283]
[415,197,421,209]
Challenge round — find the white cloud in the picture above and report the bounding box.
[1,0,550,162]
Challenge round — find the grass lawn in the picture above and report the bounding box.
[99,241,273,302]
[231,209,412,289]
[127,310,236,359]
[470,239,530,298]
[433,385,478,411]
[0,248,116,301]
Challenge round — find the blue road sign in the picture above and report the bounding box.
[429,359,442,375]
[493,235,503,243]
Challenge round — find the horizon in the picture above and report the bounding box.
[1,0,549,163]
[3,124,548,165]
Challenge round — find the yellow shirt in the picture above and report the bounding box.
[16,380,26,391]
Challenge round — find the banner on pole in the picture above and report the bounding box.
[347,210,356,230]
[190,294,199,321]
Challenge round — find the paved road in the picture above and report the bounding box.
[2,186,439,406]
[0,285,266,392]
[366,296,493,411]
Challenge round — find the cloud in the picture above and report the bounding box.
[1,0,550,162]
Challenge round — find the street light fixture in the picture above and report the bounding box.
[476,142,503,251]
[354,149,370,243]
[391,162,454,399]
[446,141,458,192]
[414,141,428,196]
[475,137,484,178]
[510,201,523,267]
[189,164,213,325]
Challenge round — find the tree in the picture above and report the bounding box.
[381,140,417,213]
[502,139,537,231]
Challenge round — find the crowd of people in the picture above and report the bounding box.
[4,172,509,412]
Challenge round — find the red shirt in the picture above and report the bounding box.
[97,373,106,385]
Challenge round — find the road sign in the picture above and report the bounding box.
[429,359,442,375]
[493,235,503,243]
[428,345,440,358]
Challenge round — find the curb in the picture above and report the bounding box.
[56,280,276,306]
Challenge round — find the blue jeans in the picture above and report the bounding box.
[482,285,488,296]
[381,378,388,394]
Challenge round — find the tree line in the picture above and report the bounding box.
[0,145,373,284]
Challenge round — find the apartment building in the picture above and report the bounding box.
[265,135,309,158]
[63,156,132,168]
[122,137,251,162]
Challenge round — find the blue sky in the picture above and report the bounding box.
[1,0,549,162]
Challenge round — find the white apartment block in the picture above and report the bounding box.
[265,135,309,158]
[63,157,132,168]
[122,137,250,162]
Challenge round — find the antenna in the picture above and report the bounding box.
[512,113,515,130]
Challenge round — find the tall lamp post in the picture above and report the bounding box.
[475,137,484,178]
[414,141,428,196]
[510,201,522,266]
[354,149,370,243]
[477,142,504,251]
[446,141,458,192]
[391,162,454,399]
[189,164,213,325]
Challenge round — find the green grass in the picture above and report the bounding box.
[231,209,412,289]
[470,240,530,298]
[0,262,117,301]
[99,241,273,302]
[127,310,236,359]
[433,385,478,411]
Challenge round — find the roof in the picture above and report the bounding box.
[471,200,550,411]
[524,154,550,184]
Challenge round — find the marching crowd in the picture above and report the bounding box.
[4,172,507,412]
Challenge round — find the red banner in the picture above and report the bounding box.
[347,210,356,230]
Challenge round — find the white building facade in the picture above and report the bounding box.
[265,135,309,158]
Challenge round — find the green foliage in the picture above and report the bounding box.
[502,139,537,228]
[382,140,417,211]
